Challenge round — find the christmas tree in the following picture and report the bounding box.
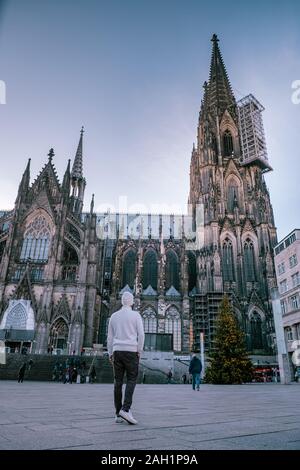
[205,295,253,384]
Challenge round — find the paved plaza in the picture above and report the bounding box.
[0,381,299,450]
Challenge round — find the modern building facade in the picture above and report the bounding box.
[0,35,278,359]
[274,229,300,373]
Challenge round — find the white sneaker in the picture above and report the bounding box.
[119,409,138,425]
[115,415,124,424]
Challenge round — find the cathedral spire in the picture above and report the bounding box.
[17,158,31,200]
[90,193,94,214]
[62,159,71,194]
[71,126,84,179]
[205,34,236,118]
[70,127,86,217]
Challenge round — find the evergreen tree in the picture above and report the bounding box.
[205,295,253,384]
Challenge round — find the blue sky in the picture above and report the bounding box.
[0,0,299,240]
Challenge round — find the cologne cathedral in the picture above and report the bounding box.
[0,36,278,358]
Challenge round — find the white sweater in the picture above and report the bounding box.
[107,306,145,356]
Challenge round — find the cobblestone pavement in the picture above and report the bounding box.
[0,381,299,450]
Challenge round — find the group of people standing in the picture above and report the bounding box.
[52,359,96,384]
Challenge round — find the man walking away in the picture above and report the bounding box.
[107,292,145,425]
[18,362,27,383]
[189,352,202,391]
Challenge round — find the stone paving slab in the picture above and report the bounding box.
[0,381,299,450]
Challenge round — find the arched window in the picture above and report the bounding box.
[222,238,235,281]
[5,303,27,329]
[165,307,181,351]
[188,252,197,293]
[50,318,69,351]
[166,250,179,290]
[142,250,158,290]
[223,130,233,156]
[250,311,263,349]
[227,183,239,212]
[122,250,136,289]
[62,243,79,281]
[20,215,51,262]
[244,239,256,282]
[285,326,293,342]
[142,307,157,333]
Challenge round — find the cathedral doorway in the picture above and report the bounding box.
[49,318,69,352]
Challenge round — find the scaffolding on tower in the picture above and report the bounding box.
[237,94,272,172]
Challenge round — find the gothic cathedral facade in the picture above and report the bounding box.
[0,36,278,357]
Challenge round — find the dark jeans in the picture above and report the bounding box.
[113,351,139,414]
[192,373,201,390]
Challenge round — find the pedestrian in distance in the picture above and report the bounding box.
[167,368,173,384]
[90,365,97,383]
[18,362,27,383]
[107,291,145,425]
[189,352,202,391]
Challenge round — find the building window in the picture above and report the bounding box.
[285,233,296,248]
[292,272,300,288]
[5,303,27,329]
[122,250,136,289]
[289,294,299,311]
[227,185,239,212]
[278,262,285,275]
[142,250,158,290]
[165,307,181,351]
[188,252,197,293]
[62,243,79,281]
[223,130,233,156]
[250,311,263,349]
[275,243,285,255]
[222,238,235,281]
[289,254,298,268]
[165,250,180,291]
[280,299,287,315]
[20,215,51,262]
[285,327,293,342]
[296,323,300,340]
[279,279,288,294]
[244,239,256,282]
[142,307,157,334]
[50,318,69,351]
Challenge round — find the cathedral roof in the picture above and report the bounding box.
[165,286,181,297]
[30,148,61,195]
[142,285,157,296]
[119,284,133,295]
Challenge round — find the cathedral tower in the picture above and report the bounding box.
[188,35,277,356]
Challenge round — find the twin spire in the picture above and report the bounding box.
[202,34,236,119]
[71,126,84,179]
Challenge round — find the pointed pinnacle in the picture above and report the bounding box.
[48,148,55,161]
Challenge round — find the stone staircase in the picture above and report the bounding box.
[0,354,175,383]
[0,354,114,383]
